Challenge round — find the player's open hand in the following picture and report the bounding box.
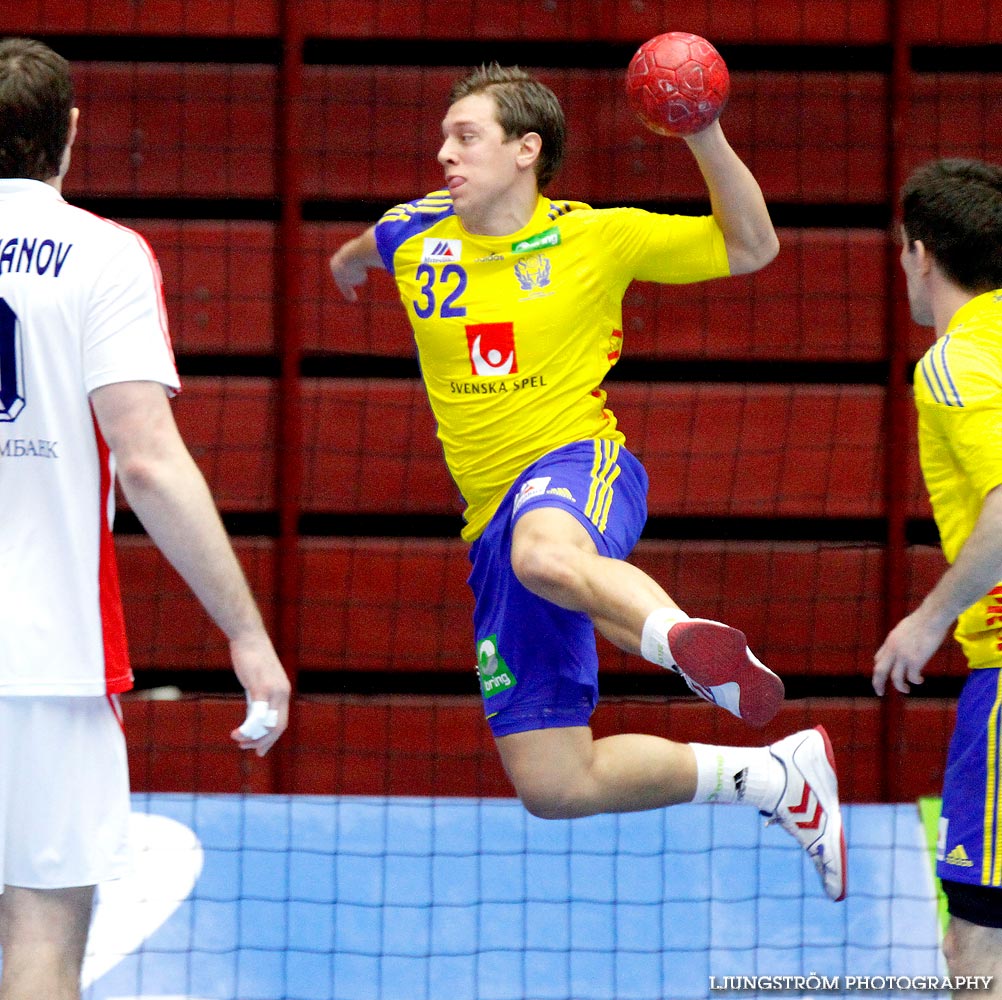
[872,610,948,696]
[329,248,369,303]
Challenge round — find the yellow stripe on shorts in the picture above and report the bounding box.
[983,669,1002,885]
[584,440,620,533]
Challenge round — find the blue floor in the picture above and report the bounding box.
[81,795,945,1000]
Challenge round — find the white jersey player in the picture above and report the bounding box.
[0,37,290,1000]
[0,180,179,694]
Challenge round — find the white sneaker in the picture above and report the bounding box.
[763,726,847,902]
[666,618,784,728]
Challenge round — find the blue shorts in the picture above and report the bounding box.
[937,667,1002,892]
[467,440,649,738]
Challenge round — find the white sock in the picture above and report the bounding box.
[640,607,689,668]
[689,743,785,808]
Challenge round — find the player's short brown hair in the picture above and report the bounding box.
[901,158,1002,293]
[0,37,74,181]
[450,64,565,189]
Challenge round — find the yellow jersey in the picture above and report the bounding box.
[375,191,730,540]
[915,289,1002,668]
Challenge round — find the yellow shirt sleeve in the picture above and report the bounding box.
[586,207,730,286]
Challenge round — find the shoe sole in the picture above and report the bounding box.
[812,725,848,902]
[668,619,784,728]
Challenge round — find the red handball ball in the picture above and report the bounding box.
[626,31,730,137]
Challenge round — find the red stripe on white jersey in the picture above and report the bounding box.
[131,229,177,371]
[92,409,134,694]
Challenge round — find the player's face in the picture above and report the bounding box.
[438,93,523,223]
[899,227,935,327]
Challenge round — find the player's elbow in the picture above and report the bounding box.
[114,430,193,507]
[729,229,780,276]
[115,451,171,500]
[758,229,781,268]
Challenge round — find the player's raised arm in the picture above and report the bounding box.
[684,122,779,275]
[329,224,384,302]
[625,32,778,276]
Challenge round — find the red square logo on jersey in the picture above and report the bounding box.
[466,322,518,376]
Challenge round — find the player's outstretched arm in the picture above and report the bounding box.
[874,484,1002,695]
[91,379,291,756]
[329,224,384,302]
[684,121,779,276]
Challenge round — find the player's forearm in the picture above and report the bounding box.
[684,122,779,275]
[915,484,1002,630]
[330,225,384,301]
[334,225,382,269]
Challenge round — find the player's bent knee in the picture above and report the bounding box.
[497,728,597,820]
[511,540,578,598]
[516,785,580,820]
[507,766,588,819]
[503,761,575,819]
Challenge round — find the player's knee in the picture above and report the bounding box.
[511,537,577,597]
[504,759,580,819]
[941,916,1000,983]
[516,783,579,820]
[942,920,960,969]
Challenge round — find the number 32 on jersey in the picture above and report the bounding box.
[412,263,467,319]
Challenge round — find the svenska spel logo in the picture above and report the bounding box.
[466,322,517,376]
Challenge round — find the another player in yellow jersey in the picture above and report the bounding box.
[874,159,1002,991]
[331,64,845,902]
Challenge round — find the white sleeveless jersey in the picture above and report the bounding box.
[0,179,180,695]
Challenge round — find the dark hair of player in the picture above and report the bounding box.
[450,63,566,189]
[901,158,1002,293]
[0,37,74,182]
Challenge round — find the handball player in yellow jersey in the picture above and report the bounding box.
[874,159,1002,988]
[331,64,845,901]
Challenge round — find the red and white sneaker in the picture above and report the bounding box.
[763,726,847,902]
[666,618,784,728]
